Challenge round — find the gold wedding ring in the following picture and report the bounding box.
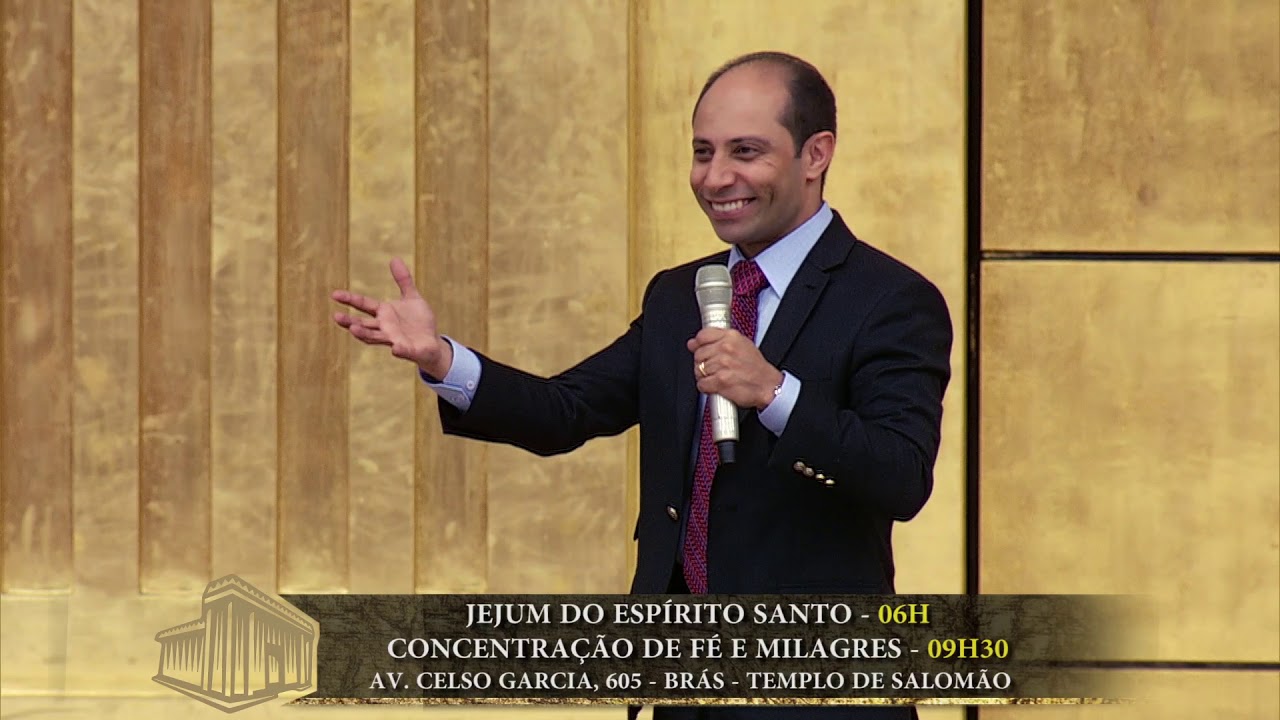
[698,360,708,378]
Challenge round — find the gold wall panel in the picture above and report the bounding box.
[414,0,490,593]
[210,0,277,588]
[71,0,139,627]
[1,0,74,592]
[3,0,971,708]
[0,0,72,594]
[631,0,967,594]
[978,670,1279,720]
[348,0,416,594]
[138,0,212,594]
[983,1,1280,252]
[980,262,1280,662]
[1,591,253,693]
[278,0,350,593]
[486,0,632,593]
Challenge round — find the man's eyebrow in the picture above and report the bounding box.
[691,136,773,146]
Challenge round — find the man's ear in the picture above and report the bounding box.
[802,131,835,181]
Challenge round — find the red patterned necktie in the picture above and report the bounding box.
[683,260,769,594]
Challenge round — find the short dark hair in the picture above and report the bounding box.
[693,51,837,158]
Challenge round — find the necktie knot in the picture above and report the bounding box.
[731,260,768,299]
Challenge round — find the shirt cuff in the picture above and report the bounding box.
[757,371,799,437]
[418,336,481,412]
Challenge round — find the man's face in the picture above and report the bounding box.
[690,65,814,258]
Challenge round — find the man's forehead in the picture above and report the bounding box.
[691,96,789,141]
[693,64,788,125]
[702,65,787,103]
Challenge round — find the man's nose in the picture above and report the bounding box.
[704,155,735,191]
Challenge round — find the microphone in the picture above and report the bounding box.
[694,264,738,465]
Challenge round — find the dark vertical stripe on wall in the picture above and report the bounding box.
[0,0,74,591]
[965,0,982,717]
[139,0,213,594]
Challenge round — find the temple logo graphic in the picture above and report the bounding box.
[153,574,318,712]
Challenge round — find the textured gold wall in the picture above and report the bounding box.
[980,0,1280,718]
[4,0,1274,719]
[0,1,963,716]
[984,1,1279,253]
[486,0,633,595]
[631,0,967,601]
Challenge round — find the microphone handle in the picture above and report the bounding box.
[709,392,738,465]
[701,299,737,465]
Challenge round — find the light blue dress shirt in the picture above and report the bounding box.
[422,202,834,438]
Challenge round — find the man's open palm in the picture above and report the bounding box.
[332,258,450,376]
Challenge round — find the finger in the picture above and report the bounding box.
[335,312,383,332]
[690,327,728,349]
[389,257,422,300]
[696,376,721,395]
[694,358,710,380]
[348,323,391,346]
[332,290,381,316]
[390,341,418,360]
[692,345,717,366]
[696,327,728,343]
[688,335,720,352]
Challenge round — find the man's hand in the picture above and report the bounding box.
[332,257,453,378]
[688,328,784,410]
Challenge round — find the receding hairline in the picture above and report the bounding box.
[693,57,799,119]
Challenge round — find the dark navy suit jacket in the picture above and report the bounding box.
[438,211,951,719]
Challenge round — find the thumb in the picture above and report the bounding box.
[389,257,421,299]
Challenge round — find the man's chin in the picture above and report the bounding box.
[706,219,748,246]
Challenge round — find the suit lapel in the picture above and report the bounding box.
[758,262,827,368]
[758,212,856,367]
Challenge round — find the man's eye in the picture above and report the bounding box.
[693,148,711,160]
[734,146,759,156]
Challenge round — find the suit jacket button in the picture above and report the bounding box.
[666,505,679,521]
[824,478,836,487]
[804,467,815,477]
[792,461,806,473]
[816,473,825,481]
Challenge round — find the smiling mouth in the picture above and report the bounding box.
[709,198,753,213]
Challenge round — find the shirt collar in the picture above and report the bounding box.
[727,202,833,297]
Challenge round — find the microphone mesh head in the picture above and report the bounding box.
[695,264,732,310]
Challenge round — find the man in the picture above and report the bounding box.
[334,52,950,719]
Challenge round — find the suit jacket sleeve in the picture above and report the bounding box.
[768,277,952,521]
[435,276,659,456]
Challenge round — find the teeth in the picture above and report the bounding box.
[711,199,749,212]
